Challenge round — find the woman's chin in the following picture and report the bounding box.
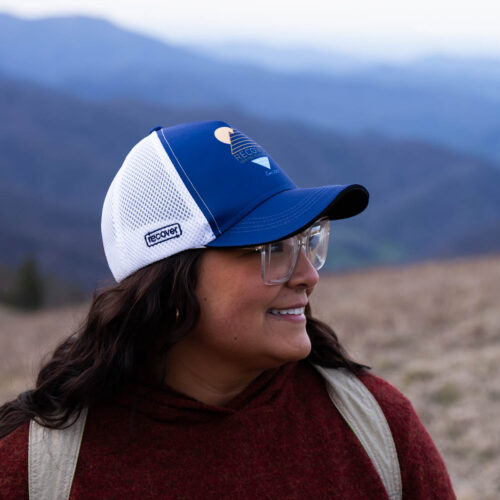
[270,333,312,364]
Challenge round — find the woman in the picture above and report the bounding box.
[0,121,455,499]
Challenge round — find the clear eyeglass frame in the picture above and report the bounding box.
[242,217,330,285]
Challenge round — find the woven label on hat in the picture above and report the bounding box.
[145,223,183,247]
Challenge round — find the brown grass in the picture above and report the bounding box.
[0,303,87,400]
[1,254,499,498]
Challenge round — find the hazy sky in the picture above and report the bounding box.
[2,0,500,59]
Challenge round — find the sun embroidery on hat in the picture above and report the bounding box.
[214,126,270,168]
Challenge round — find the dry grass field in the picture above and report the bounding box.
[1,254,499,498]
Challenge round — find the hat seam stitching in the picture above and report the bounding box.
[232,188,329,228]
[217,185,295,235]
[229,193,327,234]
[160,129,221,235]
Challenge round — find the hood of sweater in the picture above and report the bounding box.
[109,361,299,424]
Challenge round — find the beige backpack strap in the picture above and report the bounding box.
[313,365,402,500]
[28,407,88,500]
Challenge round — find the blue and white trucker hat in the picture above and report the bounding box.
[101,120,369,282]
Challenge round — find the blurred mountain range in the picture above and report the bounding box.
[2,13,500,163]
[198,42,500,101]
[0,13,500,292]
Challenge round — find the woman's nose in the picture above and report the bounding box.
[286,247,320,289]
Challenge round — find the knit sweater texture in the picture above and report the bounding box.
[0,361,455,499]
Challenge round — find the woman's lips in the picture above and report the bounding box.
[267,306,306,322]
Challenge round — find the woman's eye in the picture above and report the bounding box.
[270,242,285,253]
[309,233,320,247]
[240,248,260,256]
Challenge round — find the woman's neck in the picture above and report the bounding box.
[161,342,264,407]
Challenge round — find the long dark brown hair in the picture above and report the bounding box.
[0,249,365,438]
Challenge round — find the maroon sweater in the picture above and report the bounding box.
[0,361,455,499]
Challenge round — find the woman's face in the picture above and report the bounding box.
[188,245,320,372]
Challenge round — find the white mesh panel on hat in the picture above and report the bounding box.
[101,132,215,282]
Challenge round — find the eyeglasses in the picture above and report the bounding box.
[242,217,330,285]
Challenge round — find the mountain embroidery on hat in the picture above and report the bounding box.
[214,126,268,165]
[251,156,271,169]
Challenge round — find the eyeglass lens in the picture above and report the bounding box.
[262,219,330,284]
[264,239,297,283]
[306,219,329,270]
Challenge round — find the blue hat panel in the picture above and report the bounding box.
[156,121,296,235]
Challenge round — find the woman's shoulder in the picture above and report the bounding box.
[301,362,415,418]
[354,370,429,442]
[0,421,29,496]
[0,419,30,459]
[356,370,415,416]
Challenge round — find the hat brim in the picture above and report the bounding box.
[207,184,369,247]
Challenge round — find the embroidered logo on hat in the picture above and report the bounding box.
[214,126,267,164]
[252,156,271,169]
